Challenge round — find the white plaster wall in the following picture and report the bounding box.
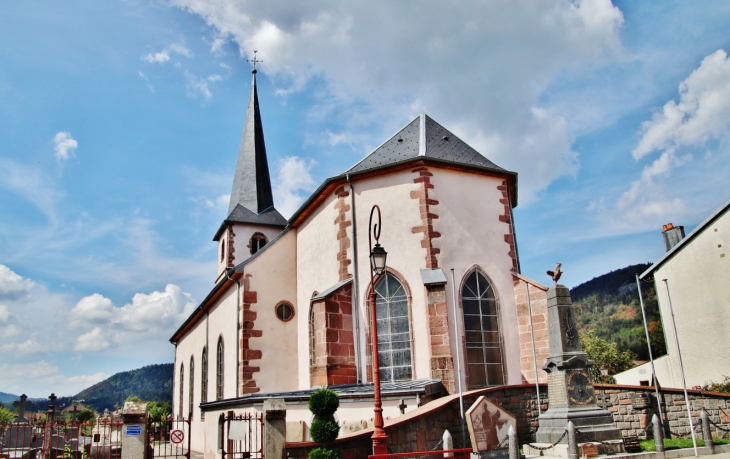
[173,285,238,454]
[216,225,284,280]
[614,355,674,387]
[296,191,343,388]
[243,230,299,392]
[350,170,435,384]
[651,208,730,388]
[429,168,521,387]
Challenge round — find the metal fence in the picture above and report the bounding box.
[0,417,123,459]
[219,411,264,459]
[149,416,191,459]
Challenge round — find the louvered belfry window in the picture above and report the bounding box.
[461,270,504,388]
[374,273,413,382]
[216,337,224,400]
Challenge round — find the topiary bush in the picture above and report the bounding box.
[308,447,342,459]
[310,417,340,443]
[308,388,341,459]
[309,388,340,417]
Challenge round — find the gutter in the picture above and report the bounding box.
[346,174,363,383]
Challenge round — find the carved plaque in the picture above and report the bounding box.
[465,396,516,453]
[567,370,596,406]
[581,443,599,458]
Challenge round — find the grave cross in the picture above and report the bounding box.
[248,50,262,70]
[398,399,407,415]
[13,394,28,422]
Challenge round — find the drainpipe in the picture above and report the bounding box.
[225,268,241,398]
[346,174,363,383]
[506,184,521,274]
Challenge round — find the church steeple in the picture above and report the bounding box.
[214,68,287,243]
[228,69,275,215]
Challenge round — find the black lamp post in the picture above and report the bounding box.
[368,205,388,455]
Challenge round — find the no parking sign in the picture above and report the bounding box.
[170,430,185,444]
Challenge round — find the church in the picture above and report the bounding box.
[170,69,551,455]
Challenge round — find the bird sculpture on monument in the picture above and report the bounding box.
[547,262,562,284]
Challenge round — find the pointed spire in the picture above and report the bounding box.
[228,69,275,216]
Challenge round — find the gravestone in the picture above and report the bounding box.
[535,285,621,444]
[465,396,516,453]
[14,395,29,423]
[4,426,34,449]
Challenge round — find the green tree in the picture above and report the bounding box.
[0,405,16,423]
[580,329,637,382]
[125,395,141,402]
[148,401,172,422]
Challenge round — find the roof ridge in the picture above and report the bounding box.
[344,114,422,173]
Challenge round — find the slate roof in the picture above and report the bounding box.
[199,379,444,409]
[346,113,509,175]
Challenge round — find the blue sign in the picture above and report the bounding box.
[126,425,142,437]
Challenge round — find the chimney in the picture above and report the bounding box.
[662,223,685,252]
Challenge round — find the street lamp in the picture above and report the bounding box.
[368,205,388,455]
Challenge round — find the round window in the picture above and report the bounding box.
[275,302,294,322]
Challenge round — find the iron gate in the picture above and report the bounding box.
[219,411,263,459]
[149,416,191,459]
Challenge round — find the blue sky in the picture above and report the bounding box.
[1,0,729,397]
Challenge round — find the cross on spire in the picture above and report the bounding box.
[248,50,262,72]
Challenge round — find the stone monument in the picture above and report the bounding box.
[535,284,621,443]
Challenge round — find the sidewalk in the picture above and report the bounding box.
[525,444,730,459]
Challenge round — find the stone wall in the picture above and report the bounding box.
[284,384,730,459]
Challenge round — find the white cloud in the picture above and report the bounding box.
[53,131,78,162]
[185,72,223,101]
[138,71,155,93]
[633,50,730,160]
[0,338,48,356]
[74,327,111,351]
[68,284,196,347]
[0,265,36,300]
[0,361,108,397]
[0,324,20,338]
[0,304,9,322]
[273,156,316,217]
[609,49,730,223]
[141,43,193,64]
[0,159,60,221]
[172,0,624,200]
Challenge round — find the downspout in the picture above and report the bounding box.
[506,184,521,274]
[346,174,363,383]
[225,268,241,398]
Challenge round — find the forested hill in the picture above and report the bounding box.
[56,363,174,413]
[570,263,666,361]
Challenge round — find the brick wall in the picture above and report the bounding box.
[512,274,549,384]
[426,285,455,394]
[410,167,441,269]
[240,273,262,394]
[497,180,518,272]
[334,186,353,281]
[284,384,730,459]
[311,282,357,386]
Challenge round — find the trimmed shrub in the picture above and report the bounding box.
[309,388,339,416]
[310,418,340,444]
[309,447,342,459]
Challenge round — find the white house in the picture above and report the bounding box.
[169,69,551,456]
[614,198,730,388]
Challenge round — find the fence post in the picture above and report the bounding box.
[508,425,519,459]
[121,401,149,459]
[264,399,287,459]
[41,393,56,459]
[443,429,453,458]
[652,414,665,453]
[701,410,713,453]
[567,421,578,459]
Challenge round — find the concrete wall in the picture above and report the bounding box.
[614,355,673,387]
[651,206,730,388]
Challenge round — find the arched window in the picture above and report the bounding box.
[374,273,412,382]
[179,363,184,417]
[201,347,208,404]
[250,233,267,255]
[461,270,504,388]
[220,240,226,262]
[216,337,224,400]
[188,356,195,416]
